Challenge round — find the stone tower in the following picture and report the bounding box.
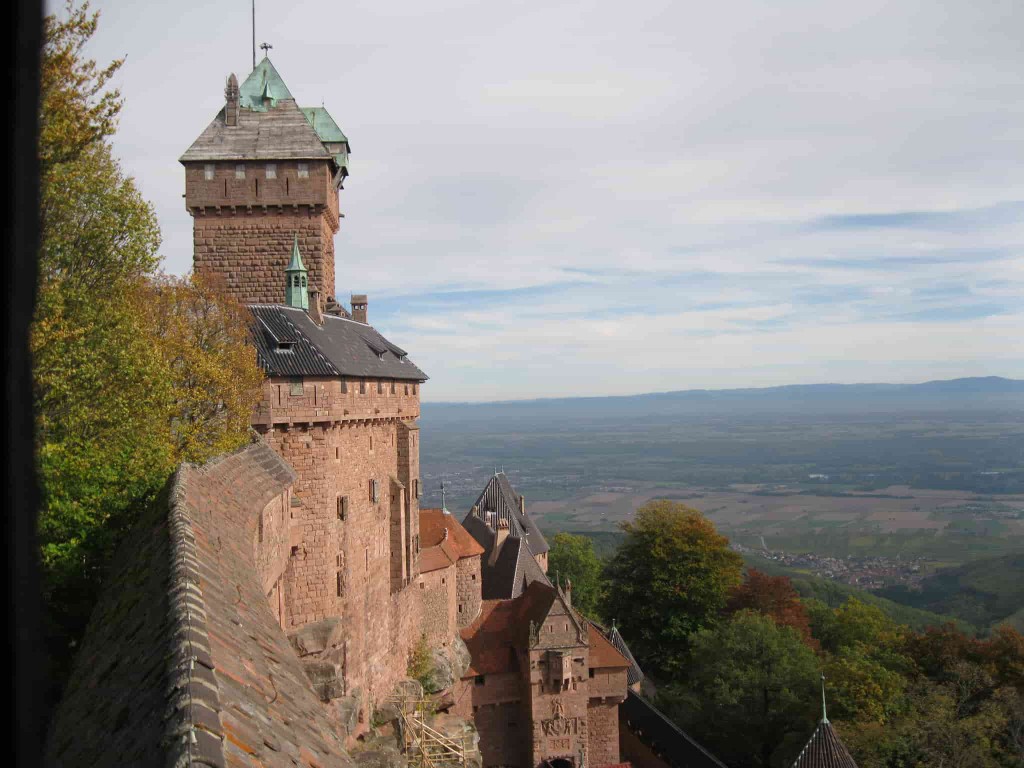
[180,57,350,305]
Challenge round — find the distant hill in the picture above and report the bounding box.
[877,553,1024,631]
[424,376,1024,422]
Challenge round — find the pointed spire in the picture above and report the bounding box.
[284,234,308,310]
[821,673,828,723]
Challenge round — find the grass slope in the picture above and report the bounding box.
[876,552,1024,630]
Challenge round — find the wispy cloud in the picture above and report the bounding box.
[79,0,1024,400]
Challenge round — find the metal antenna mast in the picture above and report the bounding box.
[251,0,256,70]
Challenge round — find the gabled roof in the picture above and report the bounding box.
[791,720,858,768]
[239,57,294,111]
[180,57,343,166]
[249,304,428,381]
[620,691,728,768]
[587,624,632,670]
[45,440,354,767]
[180,96,332,163]
[461,512,550,600]
[472,472,549,555]
[598,623,644,685]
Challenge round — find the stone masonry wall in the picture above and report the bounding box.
[456,556,482,628]
[186,160,340,304]
[256,375,423,709]
[473,701,528,768]
[586,701,620,767]
[193,212,335,305]
[419,565,457,648]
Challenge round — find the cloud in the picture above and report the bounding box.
[75,0,1024,400]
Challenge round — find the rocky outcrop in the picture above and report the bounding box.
[422,636,472,694]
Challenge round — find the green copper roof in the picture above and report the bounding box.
[285,235,306,273]
[301,107,348,143]
[239,57,294,112]
[302,107,350,173]
[285,235,308,310]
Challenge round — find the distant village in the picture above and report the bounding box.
[731,543,929,590]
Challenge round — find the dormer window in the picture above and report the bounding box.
[235,164,245,179]
[266,163,277,179]
[297,163,309,178]
[204,164,215,180]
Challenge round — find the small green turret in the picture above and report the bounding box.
[285,235,309,310]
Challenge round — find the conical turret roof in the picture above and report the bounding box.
[791,720,858,768]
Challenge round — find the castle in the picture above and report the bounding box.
[46,56,853,768]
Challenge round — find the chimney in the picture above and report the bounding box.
[564,577,572,608]
[351,294,368,324]
[309,290,324,326]
[490,518,510,566]
[519,495,526,516]
[225,73,239,126]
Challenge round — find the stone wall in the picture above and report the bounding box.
[256,376,423,710]
[420,565,457,648]
[618,724,669,768]
[586,701,620,767]
[473,702,528,768]
[456,556,482,628]
[185,159,340,304]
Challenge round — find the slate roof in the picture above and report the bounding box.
[791,720,858,768]
[46,439,354,767]
[471,472,549,555]
[620,691,728,768]
[461,512,550,600]
[181,57,348,177]
[250,304,428,381]
[180,96,332,163]
[597,623,645,686]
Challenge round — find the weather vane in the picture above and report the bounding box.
[260,42,273,55]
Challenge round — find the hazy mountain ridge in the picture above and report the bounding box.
[423,377,1024,424]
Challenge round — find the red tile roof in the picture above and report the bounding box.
[588,625,632,670]
[421,508,485,558]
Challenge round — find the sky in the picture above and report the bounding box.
[74,0,1023,401]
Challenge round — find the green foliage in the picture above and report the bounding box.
[877,553,1024,630]
[601,500,742,677]
[745,553,974,632]
[145,274,264,463]
[661,611,820,768]
[408,634,432,690]
[813,598,899,655]
[548,532,604,618]
[39,1,123,175]
[35,1,264,694]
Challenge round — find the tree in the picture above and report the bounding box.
[35,1,264,693]
[601,500,742,677]
[548,532,604,618]
[813,598,898,654]
[39,1,123,176]
[728,569,817,648]
[662,611,820,768]
[144,273,264,463]
[824,647,907,725]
